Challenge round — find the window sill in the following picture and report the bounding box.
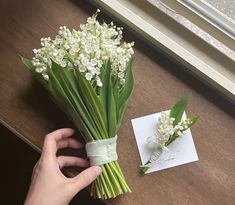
[89,0,235,103]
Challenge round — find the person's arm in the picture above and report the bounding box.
[24,128,101,205]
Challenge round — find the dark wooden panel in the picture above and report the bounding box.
[0,0,234,205]
[0,125,104,205]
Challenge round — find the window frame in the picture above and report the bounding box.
[88,0,235,103]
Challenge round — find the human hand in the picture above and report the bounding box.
[24,128,102,205]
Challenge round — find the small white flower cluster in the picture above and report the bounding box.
[156,112,175,146]
[156,111,191,146]
[32,10,134,86]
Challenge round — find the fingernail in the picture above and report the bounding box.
[94,166,102,176]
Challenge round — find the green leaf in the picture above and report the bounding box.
[107,79,117,137]
[100,60,118,137]
[20,56,34,71]
[118,59,134,109]
[113,79,120,123]
[20,56,48,88]
[116,59,134,128]
[170,95,189,126]
[47,61,96,142]
[74,67,108,139]
[100,60,111,119]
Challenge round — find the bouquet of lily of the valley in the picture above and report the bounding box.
[21,10,134,199]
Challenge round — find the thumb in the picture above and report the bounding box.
[71,166,102,193]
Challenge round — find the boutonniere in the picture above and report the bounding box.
[140,96,198,173]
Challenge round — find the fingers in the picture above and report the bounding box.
[46,128,75,141]
[70,166,102,192]
[42,128,75,157]
[57,138,83,150]
[57,156,89,169]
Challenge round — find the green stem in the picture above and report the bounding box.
[105,163,123,194]
[139,159,151,174]
[90,161,131,199]
[165,135,177,146]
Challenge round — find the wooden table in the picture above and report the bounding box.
[0,0,235,204]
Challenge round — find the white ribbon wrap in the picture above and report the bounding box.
[85,136,118,166]
[144,136,168,168]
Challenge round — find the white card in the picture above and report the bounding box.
[131,111,198,174]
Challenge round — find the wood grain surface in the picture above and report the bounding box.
[0,0,234,205]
